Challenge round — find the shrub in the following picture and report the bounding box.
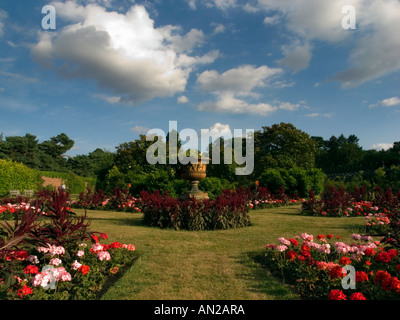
[0,159,43,197]
[139,188,251,231]
[199,177,236,200]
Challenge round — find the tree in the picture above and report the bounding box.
[254,123,316,176]
[314,134,364,173]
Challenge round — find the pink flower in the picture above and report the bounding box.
[122,244,135,251]
[275,245,288,252]
[278,237,291,246]
[91,243,103,252]
[76,250,85,257]
[72,260,82,270]
[27,255,39,264]
[97,251,111,261]
[49,258,62,266]
[300,233,313,241]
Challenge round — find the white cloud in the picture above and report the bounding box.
[177,95,189,104]
[0,70,39,83]
[244,0,400,86]
[212,23,226,35]
[263,15,280,25]
[305,112,333,118]
[131,125,151,135]
[93,93,121,104]
[196,64,303,116]
[31,2,218,105]
[196,64,283,94]
[369,97,400,109]
[198,93,278,116]
[370,143,393,151]
[209,122,230,132]
[331,0,400,87]
[382,97,400,107]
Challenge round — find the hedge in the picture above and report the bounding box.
[0,159,43,197]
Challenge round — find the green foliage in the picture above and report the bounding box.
[0,133,74,173]
[0,159,43,197]
[199,177,237,200]
[254,122,316,176]
[258,167,325,197]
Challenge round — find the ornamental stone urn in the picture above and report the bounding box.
[180,156,209,201]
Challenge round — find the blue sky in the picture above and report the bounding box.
[0,0,399,156]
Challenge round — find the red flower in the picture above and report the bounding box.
[374,270,391,283]
[301,250,311,258]
[387,249,398,259]
[24,265,39,274]
[328,289,347,300]
[17,285,33,298]
[301,244,310,252]
[376,251,392,263]
[329,266,344,279]
[349,292,366,300]
[92,234,99,243]
[286,250,298,261]
[100,233,109,240]
[6,250,28,261]
[79,265,90,275]
[339,257,352,266]
[326,234,333,239]
[389,276,400,293]
[317,234,325,240]
[364,248,376,256]
[356,271,369,283]
[289,238,298,246]
[396,264,400,273]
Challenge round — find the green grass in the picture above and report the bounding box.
[79,206,366,300]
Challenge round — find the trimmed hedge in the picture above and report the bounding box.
[0,159,43,197]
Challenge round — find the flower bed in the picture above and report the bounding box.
[69,188,141,213]
[302,186,400,218]
[262,232,400,300]
[140,189,251,231]
[0,189,137,300]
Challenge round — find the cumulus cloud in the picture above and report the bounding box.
[196,64,282,94]
[196,64,303,115]
[209,122,230,132]
[237,0,400,86]
[177,95,189,103]
[331,0,400,87]
[198,93,278,115]
[31,2,218,105]
[369,97,400,109]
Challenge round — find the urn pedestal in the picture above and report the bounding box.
[180,158,209,201]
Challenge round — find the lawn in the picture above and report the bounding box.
[80,205,366,300]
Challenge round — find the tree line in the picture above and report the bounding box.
[1,123,400,197]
